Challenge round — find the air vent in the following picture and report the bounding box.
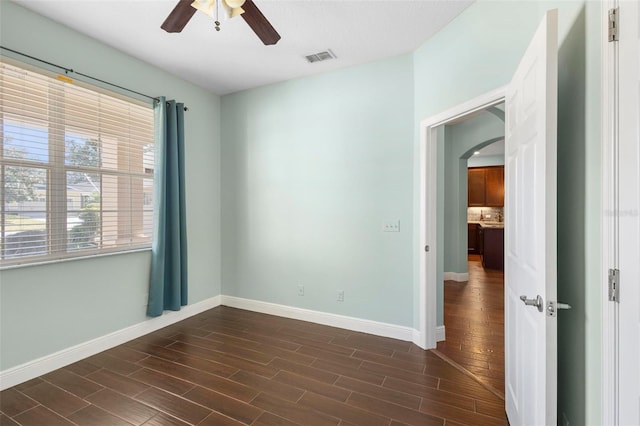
[305,50,336,63]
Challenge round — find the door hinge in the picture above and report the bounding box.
[608,268,620,302]
[425,245,430,252]
[608,8,618,42]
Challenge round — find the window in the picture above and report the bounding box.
[0,59,154,266]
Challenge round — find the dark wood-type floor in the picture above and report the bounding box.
[437,254,505,397]
[1,305,508,426]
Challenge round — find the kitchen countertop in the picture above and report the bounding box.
[468,221,505,229]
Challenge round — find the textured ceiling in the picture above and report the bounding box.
[12,0,473,95]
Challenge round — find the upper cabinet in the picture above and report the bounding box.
[468,168,486,206]
[468,166,504,207]
[485,166,504,206]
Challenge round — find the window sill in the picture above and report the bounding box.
[0,247,152,271]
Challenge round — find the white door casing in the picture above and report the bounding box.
[617,0,640,423]
[601,1,617,423]
[418,87,506,349]
[504,9,558,426]
[602,1,640,423]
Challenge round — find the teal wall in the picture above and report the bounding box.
[442,113,504,275]
[0,2,222,370]
[221,55,415,326]
[413,1,601,424]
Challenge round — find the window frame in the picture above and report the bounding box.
[0,57,155,268]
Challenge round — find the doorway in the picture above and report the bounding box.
[433,104,507,397]
[417,87,506,350]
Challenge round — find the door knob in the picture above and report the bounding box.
[520,295,544,312]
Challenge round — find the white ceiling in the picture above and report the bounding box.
[12,0,473,95]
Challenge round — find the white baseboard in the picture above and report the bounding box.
[444,272,469,282]
[0,295,221,391]
[221,296,418,344]
[412,329,423,347]
[436,325,446,342]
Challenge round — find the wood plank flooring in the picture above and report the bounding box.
[437,254,505,397]
[1,305,507,425]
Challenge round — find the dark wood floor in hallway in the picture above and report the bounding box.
[0,305,507,425]
[437,254,505,398]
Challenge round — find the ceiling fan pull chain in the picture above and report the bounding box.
[214,0,221,31]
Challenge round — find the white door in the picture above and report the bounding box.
[617,0,640,423]
[504,9,558,426]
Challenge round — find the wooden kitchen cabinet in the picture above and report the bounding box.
[468,223,479,253]
[481,226,504,270]
[485,167,504,206]
[468,168,486,206]
[468,166,504,207]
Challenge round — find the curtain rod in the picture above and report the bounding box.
[0,46,188,111]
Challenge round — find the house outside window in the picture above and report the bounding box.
[0,59,154,266]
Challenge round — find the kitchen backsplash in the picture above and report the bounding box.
[468,207,504,222]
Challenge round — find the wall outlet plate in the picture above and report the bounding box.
[383,220,400,232]
[337,290,344,302]
[298,285,304,296]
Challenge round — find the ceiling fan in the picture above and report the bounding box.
[161,0,281,45]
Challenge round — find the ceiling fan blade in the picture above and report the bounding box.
[161,0,197,33]
[240,0,281,45]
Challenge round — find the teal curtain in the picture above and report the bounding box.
[148,97,188,317]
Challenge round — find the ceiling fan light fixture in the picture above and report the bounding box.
[225,0,246,8]
[190,0,214,17]
[221,0,246,20]
[230,6,245,18]
[190,0,244,26]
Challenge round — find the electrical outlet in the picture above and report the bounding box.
[337,290,344,302]
[383,220,400,232]
[298,285,304,296]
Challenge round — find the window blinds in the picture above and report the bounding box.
[0,59,155,266]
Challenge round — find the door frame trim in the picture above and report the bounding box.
[417,86,506,348]
[601,0,618,423]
